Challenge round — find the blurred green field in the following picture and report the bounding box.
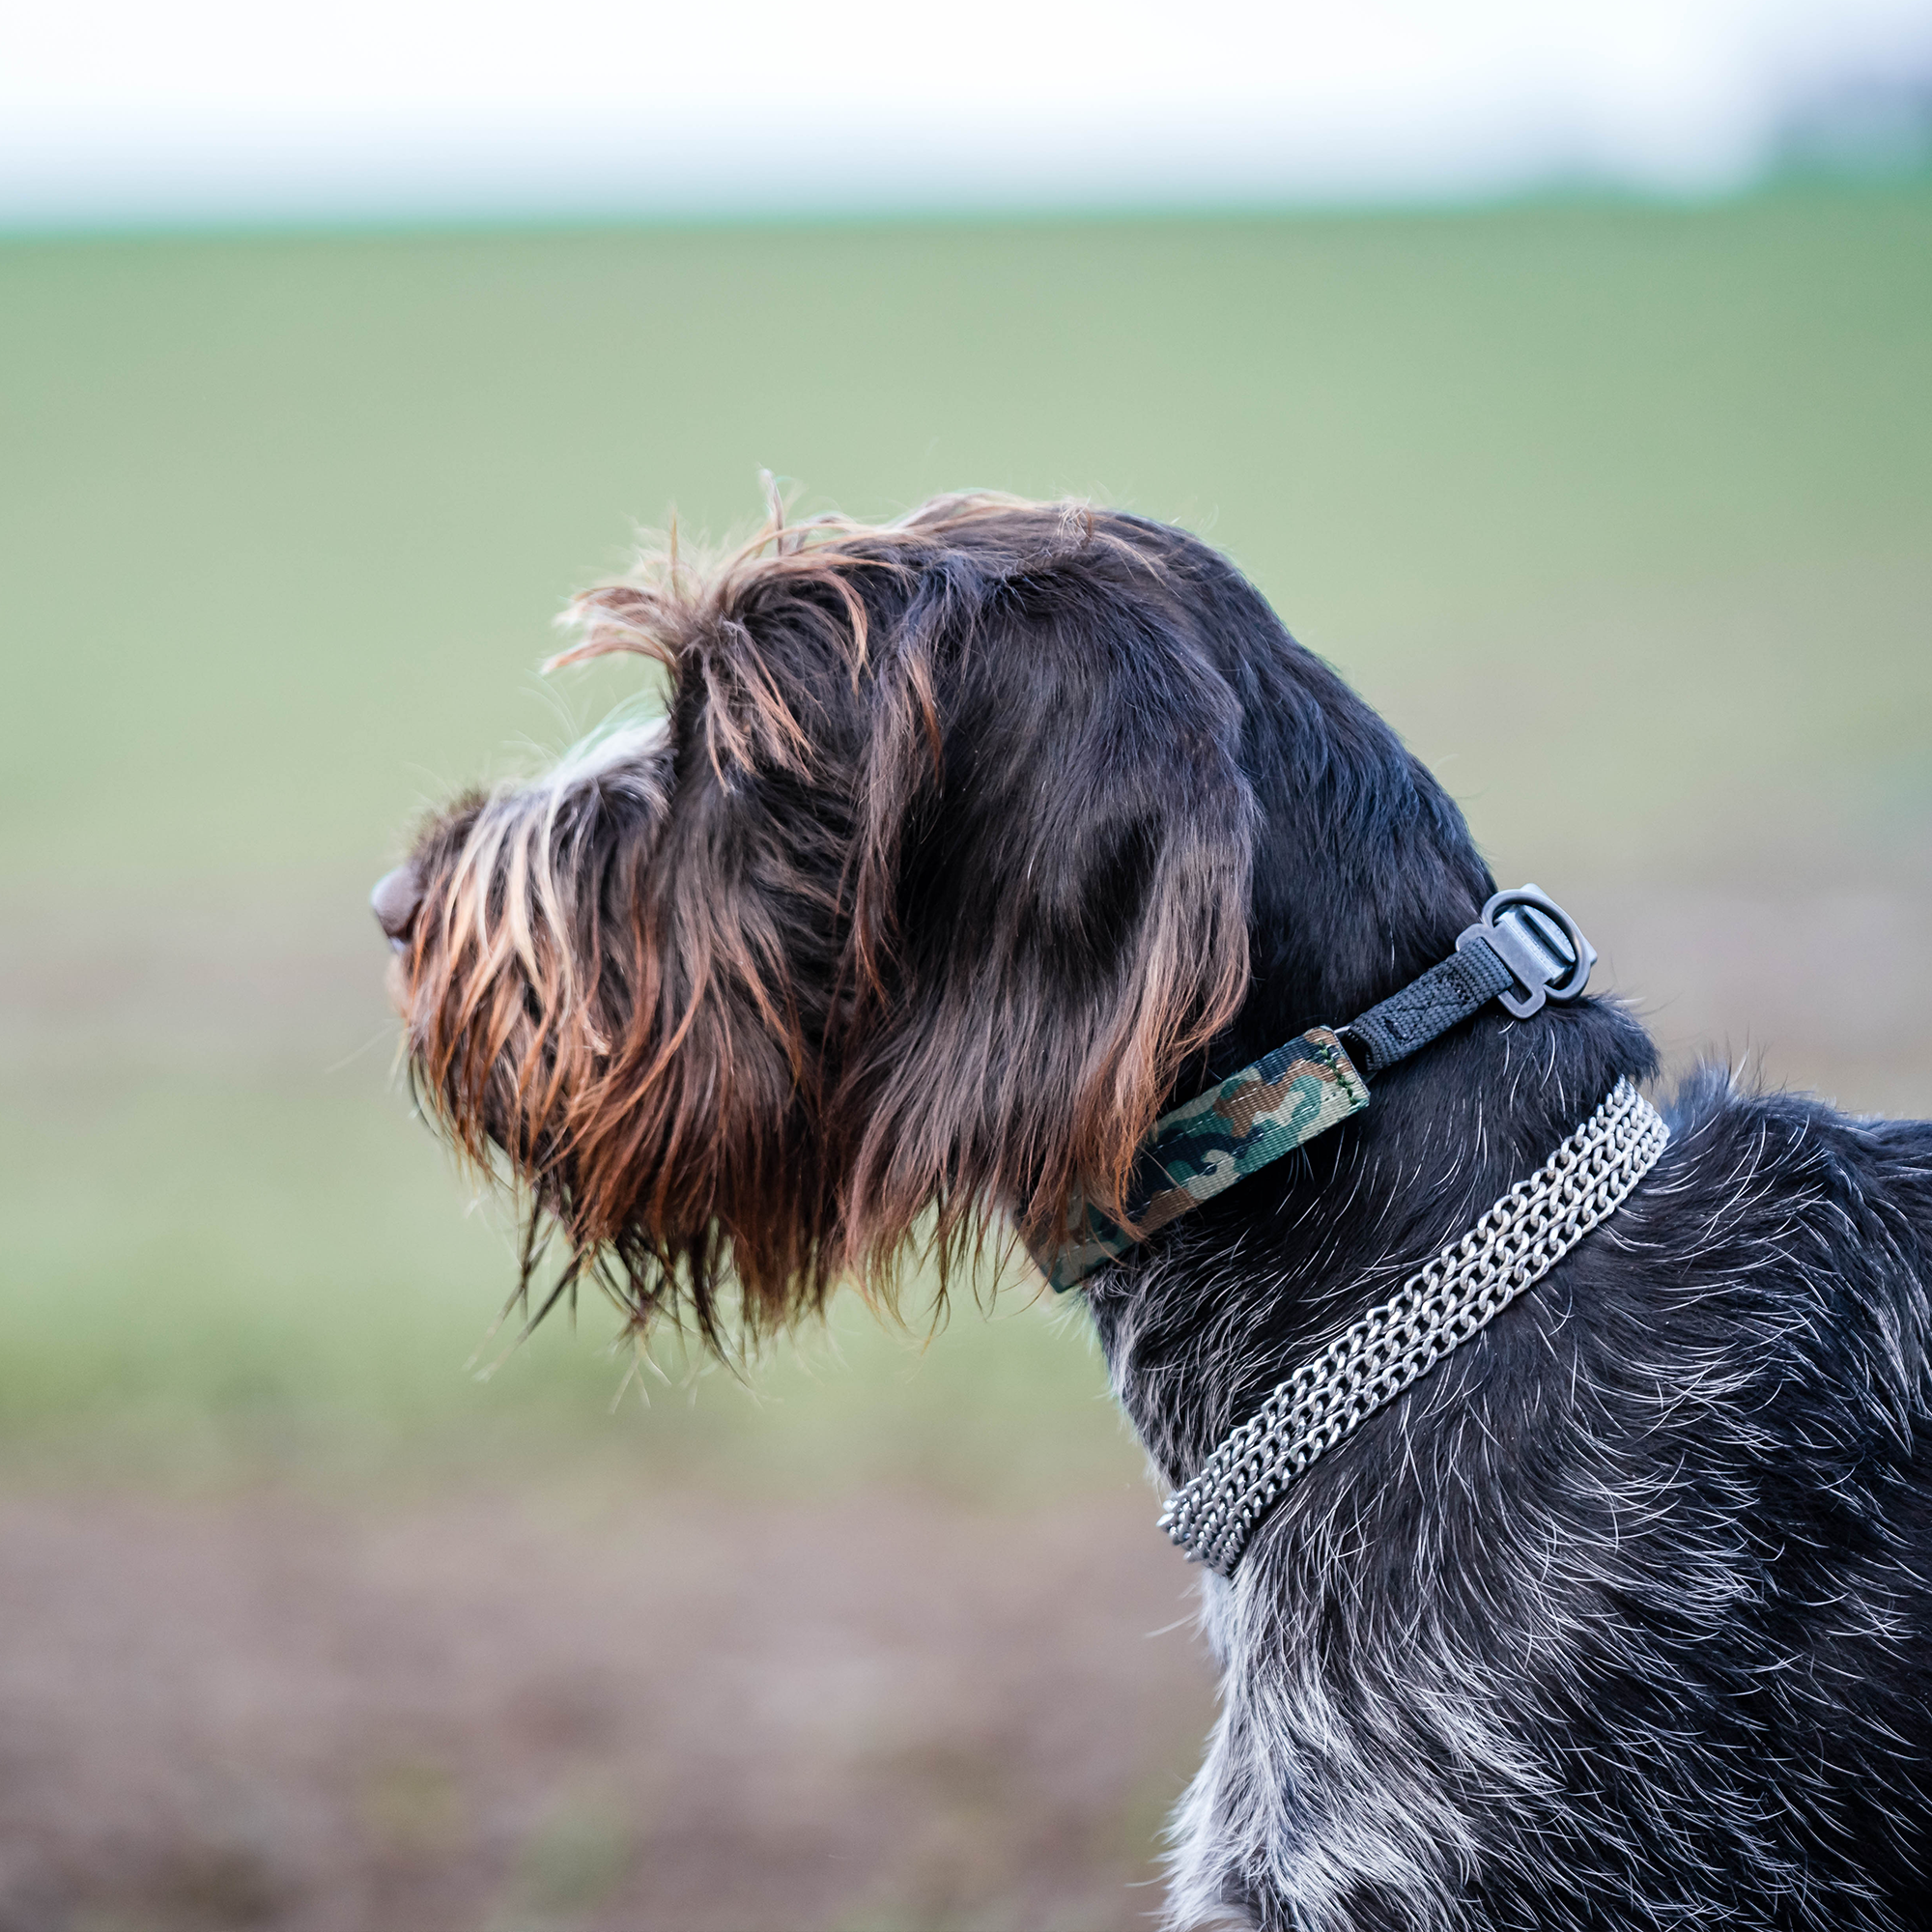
[5,181,1932,1490]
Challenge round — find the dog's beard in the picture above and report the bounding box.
[394,718,704,1323]
[395,697,882,1356]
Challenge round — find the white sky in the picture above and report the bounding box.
[4,0,1930,226]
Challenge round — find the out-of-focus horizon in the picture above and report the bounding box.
[8,0,1932,230]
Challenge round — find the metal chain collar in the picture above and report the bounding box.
[1158,1077,1671,1577]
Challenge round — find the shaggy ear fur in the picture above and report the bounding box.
[398,497,1257,1350]
[830,504,1259,1273]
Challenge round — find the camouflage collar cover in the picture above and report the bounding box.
[1034,886,1597,1291]
[1035,1028,1370,1290]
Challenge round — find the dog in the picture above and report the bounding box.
[376,495,1932,1929]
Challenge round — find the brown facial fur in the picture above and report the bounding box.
[390,495,1255,1352]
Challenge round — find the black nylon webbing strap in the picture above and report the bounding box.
[1342,937,1517,1076]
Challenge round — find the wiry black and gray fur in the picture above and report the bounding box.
[384,496,1932,1929]
[1087,581,1932,1928]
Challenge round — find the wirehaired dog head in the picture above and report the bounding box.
[383,496,1261,1349]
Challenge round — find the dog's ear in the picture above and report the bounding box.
[836,528,1257,1277]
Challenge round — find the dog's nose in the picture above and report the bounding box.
[371,865,424,951]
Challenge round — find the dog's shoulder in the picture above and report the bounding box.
[1656,1061,1932,1257]
[1605,1063,1932,1475]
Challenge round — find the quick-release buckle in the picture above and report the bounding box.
[1458,885,1596,1019]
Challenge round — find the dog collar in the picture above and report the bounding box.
[1034,887,1596,1290]
[1160,1074,1669,1573]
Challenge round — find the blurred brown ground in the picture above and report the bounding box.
[0,1488,1209,1932]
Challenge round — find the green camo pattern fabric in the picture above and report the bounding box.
[1036,1026,1371,1291]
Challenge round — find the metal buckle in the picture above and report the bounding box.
[1457,885,1596,1019]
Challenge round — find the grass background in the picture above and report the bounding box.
[5,180,1932,1489]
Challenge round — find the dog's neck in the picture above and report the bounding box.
[1094,980,1655,1492]
[1088,661,1658,1488]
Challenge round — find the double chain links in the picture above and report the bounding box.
[1158,1078,1671,1577]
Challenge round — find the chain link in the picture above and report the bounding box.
[1158,1078,1670,1577]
